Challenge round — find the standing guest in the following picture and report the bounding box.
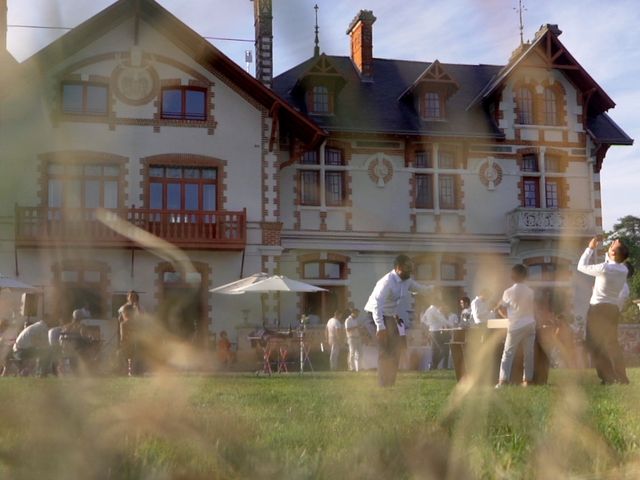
[364,254,433,387]
[118,303,138,376]
[118,291,144,375]
[471,289,491,326]
[217,330,236,368]
[578,237,630,385]
[495,264,536,388]
[421,297,454,370]
[13,318,52,376]
[325,310,344,371]
[118,290,144,319]
[458,296,473,328]
[344,308,363,372]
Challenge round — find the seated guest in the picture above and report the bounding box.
[0,318,18,376]
[13,318,52,376]
[59,309,98,374]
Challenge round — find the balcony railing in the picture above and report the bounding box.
[506,208,596,238]
[15,206,246,249]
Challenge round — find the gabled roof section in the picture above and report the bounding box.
[398,59,459,100]
[293,53,346,91]
[22,0,325,147]
[468,24,615,116]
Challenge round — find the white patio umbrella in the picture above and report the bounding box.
[236,275,327,293]
[210,274,326,373]
[0,274,35,291]
[209,272,270,294]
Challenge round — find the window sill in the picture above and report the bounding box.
[413,208,464,215]
[299,205,349,211]
[514,123,567,130]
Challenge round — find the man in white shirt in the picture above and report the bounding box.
[344,308,362,372]
[420,298,454,370]
[364,254,432,387]
[13,318,52,376]
[325,311,344,371]
[578,237,630,384]
[496,264,536,387]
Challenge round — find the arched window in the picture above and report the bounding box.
[515,87,533,124]
[544,88,558,125]
[157,263,209,345]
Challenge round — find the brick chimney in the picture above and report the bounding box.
[253,0,273,88]
[346,10,376,80]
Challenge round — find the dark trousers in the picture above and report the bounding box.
[430,331,451,369]
[585,303,628,384]
[369,313,402,387]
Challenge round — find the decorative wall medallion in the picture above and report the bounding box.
[479,158,503,190]
[111,61,159,106]
[367,154,394,187]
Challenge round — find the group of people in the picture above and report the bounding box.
[325,308,364,372]
[354,236,633,388]
[0,306,98,377]
[0,289,145,377]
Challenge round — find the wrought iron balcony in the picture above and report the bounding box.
[506,208,597,238]
[15,206,246,249]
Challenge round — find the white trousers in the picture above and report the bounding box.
[499,322,536,383]
[347,336,362,372]
[329,342,340,371]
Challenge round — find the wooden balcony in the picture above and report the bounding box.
[506,208,597,239]
[15,206,246,250]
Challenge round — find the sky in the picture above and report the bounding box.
[6,0,639,231]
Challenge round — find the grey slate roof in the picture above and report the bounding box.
[587,113,633,145]
[274,56,504,139]
[274,55,632,146]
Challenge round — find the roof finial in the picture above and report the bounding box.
[313,4,320,57]
[514,0,527,45]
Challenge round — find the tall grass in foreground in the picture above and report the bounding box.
[0,370,639,479]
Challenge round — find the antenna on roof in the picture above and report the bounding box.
[313,4,320,57]
[245,50,253,73]
[514,0,527,45]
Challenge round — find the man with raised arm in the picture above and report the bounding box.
[578,237,630,384]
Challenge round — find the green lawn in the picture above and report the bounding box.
[0,369,639,479]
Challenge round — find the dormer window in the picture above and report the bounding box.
[422,92,444,120]
[308,85,333,115]
[62,82,109,116]
[161,86,207,121]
